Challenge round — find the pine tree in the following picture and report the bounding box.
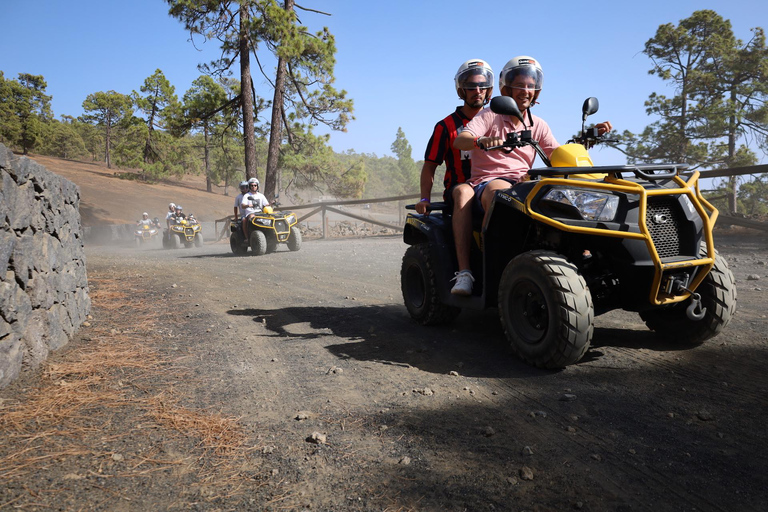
[80,91,133,169]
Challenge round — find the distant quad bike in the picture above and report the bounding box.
[163,217,203,249]
[229,206,302,256]
[401,96,736,369]
[135,221,160,247]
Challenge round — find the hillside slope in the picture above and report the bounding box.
[24,154,237,226]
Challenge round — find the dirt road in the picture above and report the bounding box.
[2,233,767,511]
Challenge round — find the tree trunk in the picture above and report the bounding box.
[105,122,112,169]
[727,91,738,214]
[239,4,258,181]
[263,0,294,202]
[204,125,212,193]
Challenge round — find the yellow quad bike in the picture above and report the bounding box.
[135,221,160,247]
[401,96,736,369]
[229,206,302,256]
[163,217,203,249]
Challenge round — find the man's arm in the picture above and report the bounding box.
[415,161,439,214]
[454,130,504,152]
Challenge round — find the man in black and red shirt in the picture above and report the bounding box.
[416,59,494,295]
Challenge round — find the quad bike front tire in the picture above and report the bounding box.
[194,233,204,248]
[640,249,736,345]
[169,234,179,250]
[266,237,278,253]
[498,250,593,369]
[135,238,142,248]
[250,230,267,256]
[400,243,459,326]
[230,232,247,255]
[287,226,302,252]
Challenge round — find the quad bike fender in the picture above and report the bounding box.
[403,213,464,304]
[403,212,452,247]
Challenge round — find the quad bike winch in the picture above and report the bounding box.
[401,96,737,369]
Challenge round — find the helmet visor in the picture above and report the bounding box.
[457,68,494,90]
[502,65,543,91]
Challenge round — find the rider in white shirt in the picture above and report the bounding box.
[240,178,269,238]
[137,212,152,227]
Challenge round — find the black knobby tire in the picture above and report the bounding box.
[230,232,247,255]
[400,243,459,326]
[194,233,204,248]
[169,234,179,249]
[287,226,302,252]
[639,249,736,345]
[250,230,267,256]
[266,237,278,253]
[498,250,594,369]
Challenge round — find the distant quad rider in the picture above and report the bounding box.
[234,180,249,222]
[137,212,152,227]
[240,178,269,239]
[165,202,177,230]
[173,205,186,221]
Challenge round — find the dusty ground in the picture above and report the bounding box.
[1,155,767,511]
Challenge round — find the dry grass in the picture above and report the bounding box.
[0,276,260,508]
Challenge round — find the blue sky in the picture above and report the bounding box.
[2,0,767,168]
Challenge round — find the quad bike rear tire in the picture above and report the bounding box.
[639,249,736,345]
[287,226,302,252]
[250,230,267,256]
[498,250,593,369]
[230,232,247,255]
[401,243,459,326]
[194,233,204,248]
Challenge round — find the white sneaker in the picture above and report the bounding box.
[450,270,475,296]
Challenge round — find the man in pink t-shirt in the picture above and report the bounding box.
[450,55,612,296]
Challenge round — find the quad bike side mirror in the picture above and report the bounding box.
[490,96,525,124]
[581,97,599,122]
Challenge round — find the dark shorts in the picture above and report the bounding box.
[473,178,518,214]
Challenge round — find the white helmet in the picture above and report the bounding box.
[142,212,148,217]
[239,180,249,192]
[454,59,494,104]
[169,202,176,209]
[248,177,260,189]
[499,56,543,101]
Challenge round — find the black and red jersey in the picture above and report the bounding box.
[423,107,473,191]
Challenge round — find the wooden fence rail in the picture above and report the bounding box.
[214,193,424,241]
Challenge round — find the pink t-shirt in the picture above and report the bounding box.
[464,107,559,186]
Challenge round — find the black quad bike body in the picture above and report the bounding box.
[229,209,302,256]
[163,217,203,249]
[401,96,736,369]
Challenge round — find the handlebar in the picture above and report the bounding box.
[405,201,448,212]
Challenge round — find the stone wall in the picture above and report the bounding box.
[0,144,91,388]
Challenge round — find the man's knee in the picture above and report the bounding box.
[452,184,475,214]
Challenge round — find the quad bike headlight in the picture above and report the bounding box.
[286,214,296,225]
[255,218,272,226]
[542,187,619,222]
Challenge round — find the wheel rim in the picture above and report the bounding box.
[404,263,426,309]
[509,279,549,344]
